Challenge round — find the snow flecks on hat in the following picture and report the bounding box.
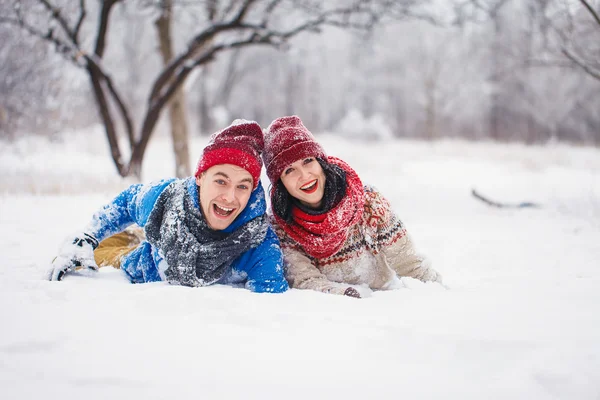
[195,119,264,188]
[262,115,327,184]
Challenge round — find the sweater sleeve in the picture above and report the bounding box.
[271,220,349,296]
[383,232,441,283]
[283,245,350,295]
[84,179,174,242]
[365,186,442,283]
[244,227,289,293]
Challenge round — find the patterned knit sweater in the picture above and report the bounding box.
[272,185,442,295]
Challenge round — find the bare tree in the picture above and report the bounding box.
[1,0,420,179]
[454,0,598,143]
[155,0,190,178]
[554,0,600,82]
[0,22,64,137]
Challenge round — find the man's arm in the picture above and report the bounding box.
[244,227,289,293]
[85,179,174,241]
[48,179,174,281]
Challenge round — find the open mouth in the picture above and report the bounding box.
[300,179,318,194]
[213,204,235,217]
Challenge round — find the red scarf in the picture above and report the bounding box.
[273,157,364,259]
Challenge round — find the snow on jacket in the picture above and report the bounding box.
[271,162,441,295]
[84,177,288,293]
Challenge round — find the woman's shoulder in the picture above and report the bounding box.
[362,184,391,208]
[360,184,397,228]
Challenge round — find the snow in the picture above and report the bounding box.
[1,129,600,399]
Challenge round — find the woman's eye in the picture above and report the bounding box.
[304,158,314,165]
[284,168,294,175]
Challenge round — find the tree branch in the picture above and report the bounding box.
[83,54,136,147]
[579,0,600,27]
[74,0,87,44]
[232,0,259,24]
[85,63,126,176]
[472,189,541,208]
[148,22,235,103]
[94,0,120,57]
[562,47,600,81]
[130,31,279,177]
[37,0,78,43]
[0,14,78,63]
[222,0,239,18]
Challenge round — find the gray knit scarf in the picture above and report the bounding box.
[145,179,268,287]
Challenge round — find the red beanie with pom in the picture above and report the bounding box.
[195,119,263,188]
[263,116,326,184]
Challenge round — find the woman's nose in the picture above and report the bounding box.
[299,167,310,180]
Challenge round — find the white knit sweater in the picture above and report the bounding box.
[272,185,442,295]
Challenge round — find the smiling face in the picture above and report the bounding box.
[196,164,254,230]
[280,157,326,209]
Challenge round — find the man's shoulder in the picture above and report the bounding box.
[137,178,179,199]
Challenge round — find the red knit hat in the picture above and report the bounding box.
[263,116,327,184]
[195,119,264,188]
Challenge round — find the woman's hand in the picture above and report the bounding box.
[344,287,361,298]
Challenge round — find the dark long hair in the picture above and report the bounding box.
[271,158,347,223]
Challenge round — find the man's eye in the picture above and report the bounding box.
[215,179,226,185]
[238,185,249,190]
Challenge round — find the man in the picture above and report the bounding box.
[48,120,289,293]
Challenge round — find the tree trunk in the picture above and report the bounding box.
[198,67,213,135]
[489,16,502,141]
[155,0,191,178]
[424,76,436,140]
[424,56,440,140]
[86,63,127,177]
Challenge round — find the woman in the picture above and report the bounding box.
[262,115,442,298]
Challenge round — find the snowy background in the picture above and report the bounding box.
[1,128,600,399]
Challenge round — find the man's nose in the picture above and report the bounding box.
[221,186,236,202]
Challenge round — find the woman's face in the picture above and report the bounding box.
[280,157,326,209]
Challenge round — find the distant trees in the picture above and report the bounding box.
[0,23,65,137]
[0,0,597,167]
[552,0,600,82]
[0,0,424,178]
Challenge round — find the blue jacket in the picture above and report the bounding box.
[85,177,288,293]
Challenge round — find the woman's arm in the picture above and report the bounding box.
[365,186,442,283]
[283,244,352,295]
[383,232,441,282]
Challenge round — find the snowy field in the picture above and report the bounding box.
[1,127,600,399]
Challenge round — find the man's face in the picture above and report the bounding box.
[196,164,254,230]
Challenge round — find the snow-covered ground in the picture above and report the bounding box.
[1,127,600,399]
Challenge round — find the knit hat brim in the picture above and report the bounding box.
[194,120,264,188]
[266,140,326,183]
[196,147,262,188]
